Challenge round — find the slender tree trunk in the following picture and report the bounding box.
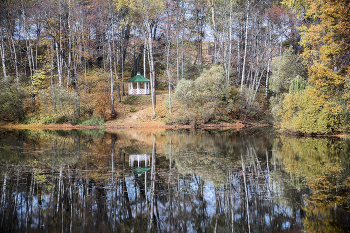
[67,0,72,89]
[109,40,116,118]
[56,41,62,86]
[145,14,156,116]
[144,37,147,77]
[23,6,35,112]
[114,42,121,102]
[176,25,179,83]
[211,1,217,65]
[121,52,125,96]
[59,0,63,87]
[11,37,19,89]
[109,2,116,118]
[166,19,172,115]
[227,11,232,83]
[181,32,184,79]
[241,5,249,92]
[266,24,272,97]
[237,30,240,85]
[0,35,7,80]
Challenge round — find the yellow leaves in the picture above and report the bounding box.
[286,0,350,105]
[281,0,311,18]
[279,86,344,134]
[32,64,53,94]
[115,0,164,16]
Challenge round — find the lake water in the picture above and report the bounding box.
[0,128,350,233]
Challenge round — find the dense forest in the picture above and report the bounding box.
[0,0,349,134]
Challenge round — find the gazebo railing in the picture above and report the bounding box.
[129,88,150,95]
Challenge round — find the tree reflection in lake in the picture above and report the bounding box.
[0,129,350,232]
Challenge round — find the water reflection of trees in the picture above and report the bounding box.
[1,130,350,232]
[163,131,302,232]
[273,136,350,233]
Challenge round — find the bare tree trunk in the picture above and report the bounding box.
[266,24,272,97]
[145,13,156,116]
[227,10,232,83]
[23,5,35,112]
[166,28,172,115]
[241,3,249,92]
[144,37,147,77]
[121,52,125,96]
[109,40,116,118]
[56,41,62,86]
[109,1,116,118]
[11,37,19,89]
[237,30,240,84]
[211,1,217,65]
[181,32,184,79]
[67,0,72,89]
[59,0,63,87]
[114,42,121,102]
[51,40,54,86]
[176,26,179,83]
[0,35,7,80]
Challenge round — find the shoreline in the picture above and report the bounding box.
[0,121,251,131]
[0,122,347,138]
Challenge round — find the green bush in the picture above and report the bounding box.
[21,116,41,124]
[77,115,105,126]
[270,47,303,94]
[42,115,67,124]
[278,87,344,134]
[0,81,26,121]
[39,85,80,124]
[172,65,233,123]
[122,95,151,105]
[289,75,307,94]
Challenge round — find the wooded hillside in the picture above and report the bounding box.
[0,0,349,133]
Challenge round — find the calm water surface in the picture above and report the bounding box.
[1,128,350,233]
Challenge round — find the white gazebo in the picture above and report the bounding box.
[127,72,150,95]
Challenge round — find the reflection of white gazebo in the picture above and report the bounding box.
[129,154,151,167]
[129,154,151,177]
[127,72,150,95]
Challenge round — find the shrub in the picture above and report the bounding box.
[77,115,105,126]
[270,47,300,94]
[95,95,109,121]
[289,75,307,94]
[122,95,140,105]
[0,81,26,121]
[39,85,80,124]
[279,87,344,134]
[172,65,233,123]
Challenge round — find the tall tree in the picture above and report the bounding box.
[283,0,350,104]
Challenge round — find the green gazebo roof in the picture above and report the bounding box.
[131,167,151,176]
[127,72,150,82]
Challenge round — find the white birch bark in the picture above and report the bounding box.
[241,2,249,92]
[145,12,156,116]
[0,34,7,80]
